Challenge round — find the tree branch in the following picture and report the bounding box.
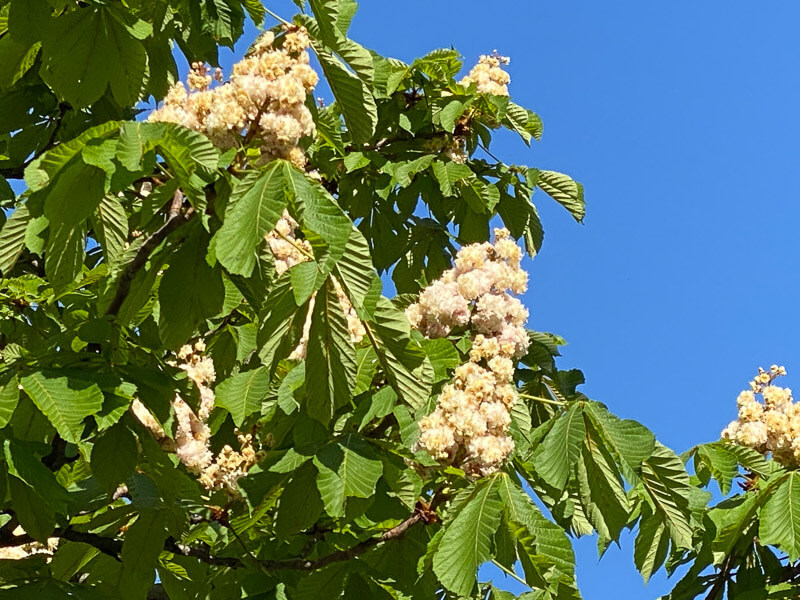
[261,512,424,571]
[0,511,426,572]
[105,190,192,317]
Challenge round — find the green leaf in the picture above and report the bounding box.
[285,166,352,275]
[20,371,104,444]
[420,338,461,383]
[90,423,138,491]
[316,48,377,144]
[158,227,225,349]
[333,225,381,319]
[117,510,169,600]
[584,401,655,483]
[433,476,503,596]
[0,373,19,427]
[7,475,56,542]
[44,221,87,292]
[4,438,71,513]
[275,462,323,538]
[215,367,270,427]
[91,195,129,270]
[0,36,40,89]
[577,425,630,541]
[536,170,585,223]
[502,102,543,145]
[214,164,288,277]
[634,506,670,584]
[640,442,693,549]
[532,403,585,491]
[759,471,800,561]
[368,297,433,410]
[41,7,146,107]
[305,279,358,424]
[0,203,29,275]
[497,473,575,578]
[313,434,383,517]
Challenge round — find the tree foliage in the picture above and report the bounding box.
[0,1,796,599]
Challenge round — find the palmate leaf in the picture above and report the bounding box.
[275,462,323,538]
[304,278,358,424]
[576,425,630,542]
[0,373,19,428]
[90,423,138,492]
[333,225,381,320]
[532,403,585,492]
[3,439,71,514]
[433,475,503,596]
[759,471,800,561]
[214,366,270,427]
[584,401,655,484]
[214,163,288,277]
[497,473,576,579]
[640,442,693,549]
[40,6,147,108]
[313,434,383,518]
[19,371,104,444]
[502,102,543,145]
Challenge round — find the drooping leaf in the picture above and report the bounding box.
[584,401,655,483]
[304,279,358,424]
[759,471,800,562]
[532,403,585,491]
[634,506,670,584]
[640,443,693,549]
[433,475,503,596]
[116,510,169,600]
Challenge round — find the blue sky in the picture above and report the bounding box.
[168,2,800,597]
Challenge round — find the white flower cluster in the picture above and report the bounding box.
[266,211,365,359]
[460,53,511,96]
[148,26,318,168]
[268,210,314,276]
[132,342,261,494]
[407,228,530,476]
[721,365,800,467]
[172,342,261,493]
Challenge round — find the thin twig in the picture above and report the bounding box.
[491,559,530,589]
[518,392,565,407]
[263,7,293,27]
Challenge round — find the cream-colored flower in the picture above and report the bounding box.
[149,25,317,168]
[410,230,530,476]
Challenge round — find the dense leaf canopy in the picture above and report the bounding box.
[0,1,797,599]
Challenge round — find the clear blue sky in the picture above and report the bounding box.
[185,2,800,597]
